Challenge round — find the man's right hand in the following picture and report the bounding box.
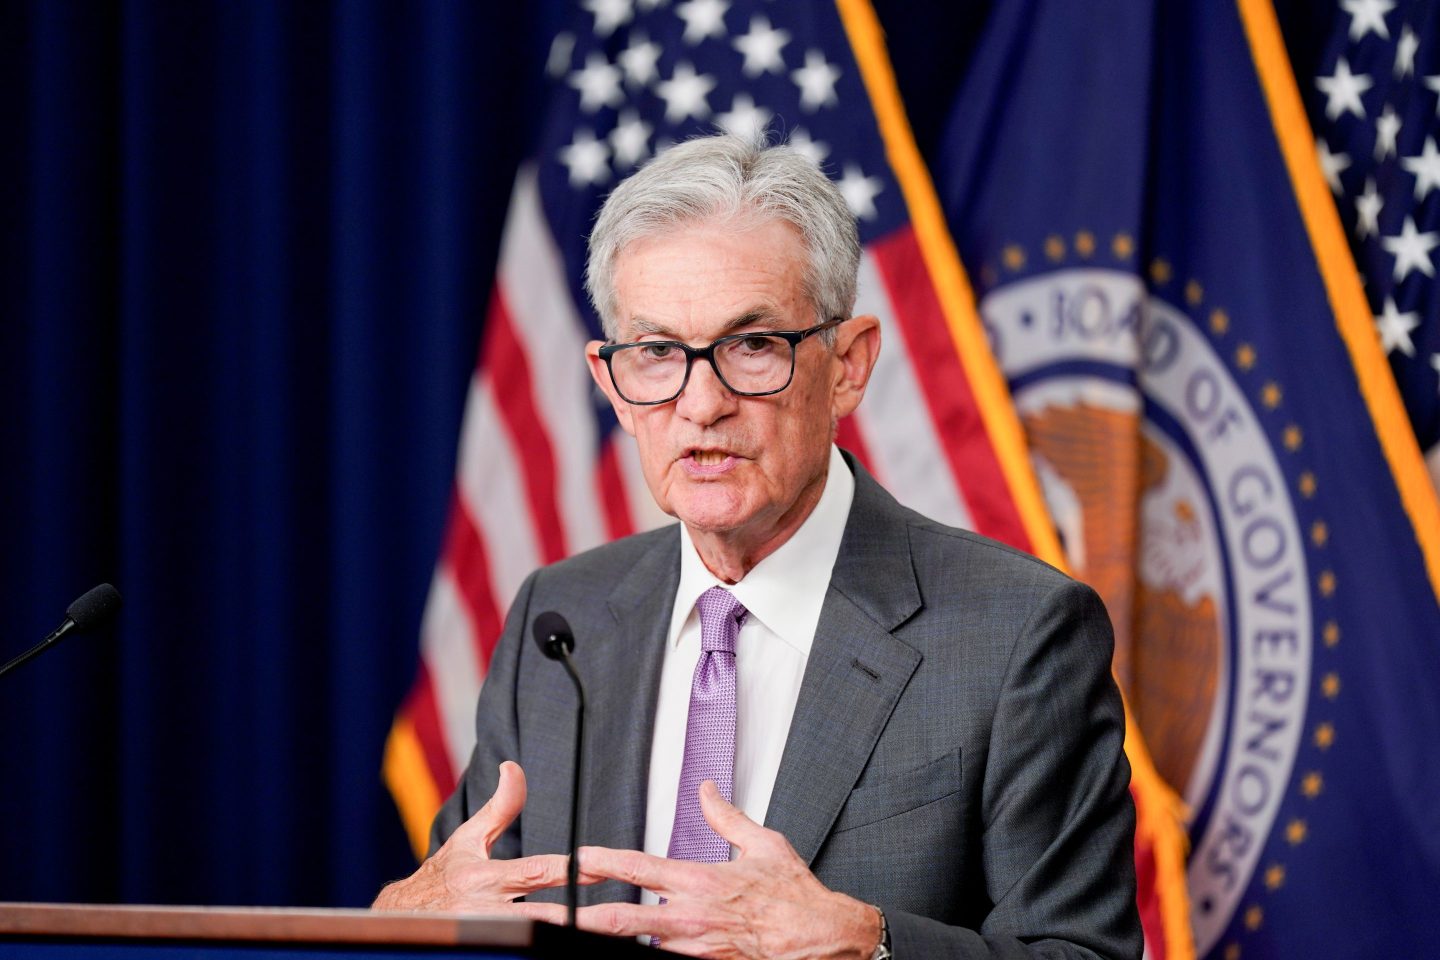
[372,760,571,918]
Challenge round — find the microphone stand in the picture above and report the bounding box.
[553,645,585,928]
[0,628,68,678]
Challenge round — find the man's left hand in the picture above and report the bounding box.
[575,780,882,959]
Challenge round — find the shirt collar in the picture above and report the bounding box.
[669,445,855,656]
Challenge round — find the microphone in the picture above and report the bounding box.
[531,611,584,928]
[1,583,123,679]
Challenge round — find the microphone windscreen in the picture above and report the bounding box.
[65,583,123,631]
[532,611,575,660]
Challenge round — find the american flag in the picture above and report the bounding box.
[1310,0,1440,487]
[382,4,1186,956]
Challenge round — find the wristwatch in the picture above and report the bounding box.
[870,905,893,960]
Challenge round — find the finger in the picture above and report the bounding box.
[503,900,569,925]
[488,853,574,896]
[575,901,695,942]
[491,853,605,896]
[698,780,770,856]
[450,761,527,856]
[576,846,709,896]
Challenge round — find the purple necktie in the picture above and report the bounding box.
[667,586,748,864]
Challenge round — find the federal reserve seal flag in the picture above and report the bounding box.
[937,1,1440,958]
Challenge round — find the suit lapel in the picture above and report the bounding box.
[576,526,679,903]
[764,465,924,865]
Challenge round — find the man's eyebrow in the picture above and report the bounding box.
[623,309,786,340]
[720,309,785,332]
[626,316,677,338]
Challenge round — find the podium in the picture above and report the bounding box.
[0,903,662,959]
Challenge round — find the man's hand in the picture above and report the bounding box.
[576,780,882,959]
[372,761,572,919]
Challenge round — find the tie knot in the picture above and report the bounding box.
[696,586,747,653]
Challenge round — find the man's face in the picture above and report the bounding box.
[586,217,875,560]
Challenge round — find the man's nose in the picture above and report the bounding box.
[675,356,736,424]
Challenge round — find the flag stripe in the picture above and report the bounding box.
[870,227,1026,545]
[486,289,570,565]
[1236,0,1440,601]
[613,427,674,533]
[419,563,487,774]
[405,662,459,803]
[834,415,874,475]
[497,171,609,558]
[456,377,543,613]
[440,492,504,666]
[852,241,974,531]
[597,431,637,540]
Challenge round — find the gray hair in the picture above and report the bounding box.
[584,133,861,341]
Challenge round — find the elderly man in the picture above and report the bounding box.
[375,134,1141,960]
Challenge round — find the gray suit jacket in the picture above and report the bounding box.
[432,456,1141,959]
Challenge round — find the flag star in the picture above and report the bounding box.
[1356,178,1383,238]
[610,110,653,169]
[787,128,830,166]
[1341,0,1394,41]
[1401,137,1440,200]
[1316,58,1373,120]
[1374,106,1401,160]
[1428,76,1440,117]
[569,53,624,113]
[1375,297,1421,356]
[733,15,790,77]
[716,93,773,140]
[675,0,729,45]
[837,163,883,220]
[582,0,633,37]
[558,129,611,187]
[655,61,716,122]
[1396,26,1419,77]
[1317,139,1352,193]
[792,49,842,111]
[619,32,662,87]
[1382,216,1440,280]
[546,33,576,78]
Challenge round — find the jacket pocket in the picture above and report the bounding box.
[831,748,963,835]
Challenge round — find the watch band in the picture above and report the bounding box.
[870,905,893,960]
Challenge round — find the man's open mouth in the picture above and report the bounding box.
[689,449,731,465]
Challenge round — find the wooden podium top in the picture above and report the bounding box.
[0,903,530,946]
[0,902,660,957]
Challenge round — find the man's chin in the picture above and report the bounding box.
[669,490,755,538]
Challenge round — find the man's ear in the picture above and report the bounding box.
[586,341,636,436]
[830,315,881,421]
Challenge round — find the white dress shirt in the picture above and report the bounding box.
[640,445,855,904]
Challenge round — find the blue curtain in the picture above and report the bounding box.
[0,0,554,907]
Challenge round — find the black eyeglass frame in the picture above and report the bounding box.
[597,316,848,406]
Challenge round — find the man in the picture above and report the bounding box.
[375,134,1141,960]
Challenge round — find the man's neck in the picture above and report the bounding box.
[687,473,828,584]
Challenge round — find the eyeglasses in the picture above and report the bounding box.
[597,317,847,405]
